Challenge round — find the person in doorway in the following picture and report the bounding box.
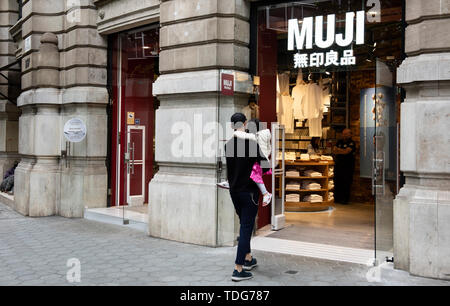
[307,137,322,155]
[333,129,356,204]
[225,113,270,282]
[242,94,260,120]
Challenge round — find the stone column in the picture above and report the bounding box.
[14,0,108,217]
[395,0,450,280]
[149,0,253,246]
[58,0,108,217]
[0,0,20,180]
[15,33,61,216]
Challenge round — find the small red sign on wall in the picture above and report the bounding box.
[221,73,234,96]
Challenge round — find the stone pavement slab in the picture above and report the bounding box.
[0,202,449,286]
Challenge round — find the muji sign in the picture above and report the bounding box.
[221,73,234,96]
[288,10,366,68]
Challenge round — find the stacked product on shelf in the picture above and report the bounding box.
[301,181,322,190]
[286,181,301,191]
[286,193,300,202]
[328,192,334,202]
[286,169,300,177]
[328,166,334,177]
[328,180,334,190]
[303,169,322,177]
[278,153,335,212]
[303,194,324,203]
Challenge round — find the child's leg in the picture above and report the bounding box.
[256,182,268,195]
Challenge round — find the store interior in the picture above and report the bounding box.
[253,0,403,251]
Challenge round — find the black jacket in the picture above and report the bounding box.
[225,134,270,194]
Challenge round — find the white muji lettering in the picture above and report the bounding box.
[315,15,336,49]
[288,10,365,51]
[336,12,355,47]
[288,17,313,51]
[223,79,232,89]
[356,10,366,44]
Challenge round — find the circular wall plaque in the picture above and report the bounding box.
[63,118,87,143]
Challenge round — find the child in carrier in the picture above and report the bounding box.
[218,119,273,206]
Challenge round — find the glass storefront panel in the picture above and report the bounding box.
[374,58,398,263]
[253,0,403,264]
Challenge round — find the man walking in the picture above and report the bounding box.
[225,113,270,282]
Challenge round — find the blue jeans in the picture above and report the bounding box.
[230,191,259,265]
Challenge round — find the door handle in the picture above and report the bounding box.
[372,152,386,196]
[131,142,135,175]
[372,158,376,196]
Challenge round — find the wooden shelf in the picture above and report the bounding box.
[286,201,334,205]
[279,159,335,213]
[285,189,328,193]
[286,161,334,166]
[285,201,334,212]
[285,176,329,179]
[285,139,312,142]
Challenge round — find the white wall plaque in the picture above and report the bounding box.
[64,118,87,143]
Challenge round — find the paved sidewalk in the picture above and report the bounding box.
[0,202,449,286]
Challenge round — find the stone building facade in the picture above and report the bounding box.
[5,0,109,217]
[0,0,20,183]
[394,0,450,280]
[0,0,448,280]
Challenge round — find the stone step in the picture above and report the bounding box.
[83,206,148,233]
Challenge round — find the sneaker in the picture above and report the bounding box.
[262,193,272,206]
[217,181,230,189]
[231,269,253,282]
[243,257,258,271]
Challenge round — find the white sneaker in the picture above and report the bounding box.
[263,193,272,206]
[217,181,230,189]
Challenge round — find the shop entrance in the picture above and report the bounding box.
[110,26,159,208]
[250,0,403,264]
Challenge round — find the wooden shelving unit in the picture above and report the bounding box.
[279,160,335,212]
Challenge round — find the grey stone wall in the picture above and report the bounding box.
[148,0,253,246]
[0,0,20,180]
[94,0,160,34]
[12,0,108,217]
[395,0,450,280]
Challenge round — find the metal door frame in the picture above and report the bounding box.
[126,125,146,206]
[271,123,286,230]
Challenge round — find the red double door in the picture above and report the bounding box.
[110,27,159,206]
